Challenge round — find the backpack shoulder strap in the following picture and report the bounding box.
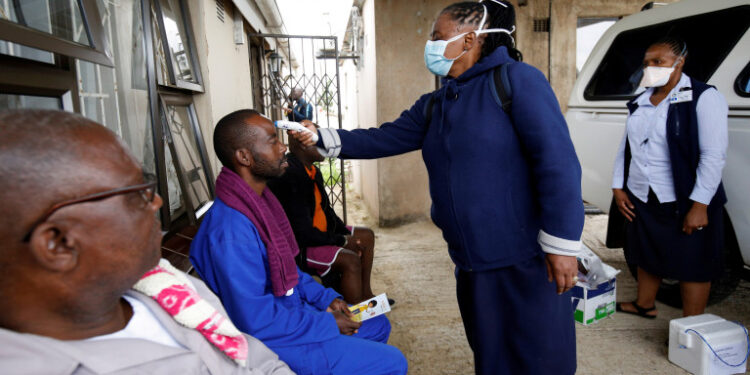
[426,63,513,127]
[493,63,512,113]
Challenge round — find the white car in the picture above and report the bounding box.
[566,0,750,305]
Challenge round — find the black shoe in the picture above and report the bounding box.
[616,301,657,319]
[387,298,395,306]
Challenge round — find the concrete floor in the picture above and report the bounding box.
[349,194,750,374]
[575,215,750,375]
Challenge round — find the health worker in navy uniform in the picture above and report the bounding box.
[612,37,729,319]
[291,1,584,374]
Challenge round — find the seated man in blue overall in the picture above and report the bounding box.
[284,87,314,122]
[189,109,407,375]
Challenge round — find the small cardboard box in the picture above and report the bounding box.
[571,278,616,325]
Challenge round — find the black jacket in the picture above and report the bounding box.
[268,153,349,251]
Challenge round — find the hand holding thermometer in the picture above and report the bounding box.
[274,120,319,143]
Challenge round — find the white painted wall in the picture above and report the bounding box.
[357,0,380,219]
[339,61,363,196]
[189,0,255,178]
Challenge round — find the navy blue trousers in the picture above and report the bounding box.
[456,254,576,375]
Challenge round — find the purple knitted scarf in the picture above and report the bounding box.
[215,167,299,296]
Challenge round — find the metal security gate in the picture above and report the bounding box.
[248,33,347,222]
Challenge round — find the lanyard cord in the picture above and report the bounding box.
[683,322,750,368]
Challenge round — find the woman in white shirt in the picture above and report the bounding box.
[611,37,728,319]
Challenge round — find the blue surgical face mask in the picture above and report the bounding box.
[424,4,515,77]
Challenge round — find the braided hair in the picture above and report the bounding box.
[650,36,688,58]
[439,1,522,61]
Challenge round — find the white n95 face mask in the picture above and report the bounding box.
[638,44,686,88]
[639,66,675,88]
[424,4,515,77]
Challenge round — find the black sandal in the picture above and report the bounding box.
[616,301,657,319]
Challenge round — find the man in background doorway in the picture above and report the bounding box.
[284,87,314,122]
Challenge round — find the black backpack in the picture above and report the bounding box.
[423,63,513,127]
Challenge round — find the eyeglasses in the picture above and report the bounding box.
[22,181,158,242]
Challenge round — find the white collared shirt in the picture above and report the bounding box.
[612,73,728,204]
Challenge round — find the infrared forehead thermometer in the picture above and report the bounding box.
[274,120,319,143]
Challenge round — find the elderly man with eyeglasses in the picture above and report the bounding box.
[0,109,293,374]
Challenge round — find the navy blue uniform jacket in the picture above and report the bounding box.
[318,47,584,271]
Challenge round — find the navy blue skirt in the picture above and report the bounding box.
[456,253,576,375]
[625,189,723,282]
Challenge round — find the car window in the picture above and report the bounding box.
[584,5,750,101]
[736,61,750,97]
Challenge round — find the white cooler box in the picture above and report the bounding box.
[669,314,749,375]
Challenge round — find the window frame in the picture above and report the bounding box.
[735,61,750,98]
[0,91,71,111]
[0,0,215,235]
[0,53,78,111]
[140,0,211,231]
[248,35,266,113]
[158,90,214,227]
[159,93,196,226]
[139,0,171,230]
[0,0,113,67]
[152,0,204,92]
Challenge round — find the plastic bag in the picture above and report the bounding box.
[576,244,620,289]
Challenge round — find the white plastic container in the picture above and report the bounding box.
[668,314,748,375]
